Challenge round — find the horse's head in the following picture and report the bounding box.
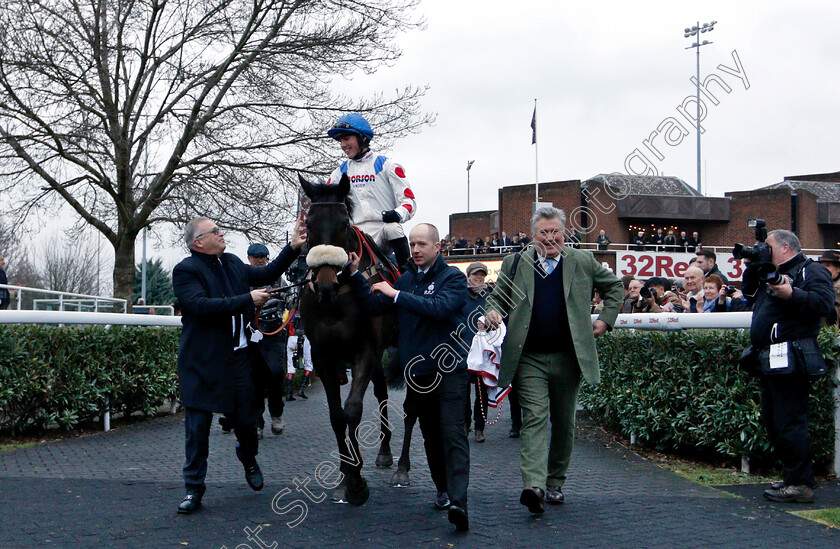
[299,173,354,298]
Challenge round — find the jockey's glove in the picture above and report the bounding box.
[381,210,402,223]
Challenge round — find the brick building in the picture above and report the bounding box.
[448,170,840,251]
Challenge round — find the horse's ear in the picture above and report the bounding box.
[338,173,351,199]
[299,173,315,200]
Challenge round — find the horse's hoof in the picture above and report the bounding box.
[331,484,348,504]
[390,470,410,487]
[346,477,370,506]
[375,453,394,468]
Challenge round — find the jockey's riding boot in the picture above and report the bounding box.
[285,377,296,401]
[388,237,410,269]
[297,384,308,399]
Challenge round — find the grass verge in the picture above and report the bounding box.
[792,508,840,529]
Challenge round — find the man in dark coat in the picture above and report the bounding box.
[348,223,471,532]
[0,253,9,310]
[743,230,833,503]
[172,217,304,514]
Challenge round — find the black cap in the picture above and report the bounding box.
[247,243,269,257]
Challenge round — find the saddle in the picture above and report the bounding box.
[350,226,400,286]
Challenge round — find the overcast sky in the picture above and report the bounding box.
[354,0,840,240]
[31,0,839,279]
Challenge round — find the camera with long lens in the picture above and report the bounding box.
[640,286,657,300]
[732,219,785,286]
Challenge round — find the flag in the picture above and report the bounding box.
[530,107,536,145]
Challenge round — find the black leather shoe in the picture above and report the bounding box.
[434,490,451,510]
[546,485,565,505]
[509,428,520,439]
[245,462,264,491]
[448,505,469,531]
[520,487,545,514]
[177,494,202,514]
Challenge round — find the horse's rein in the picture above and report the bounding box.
[254,306,296,336]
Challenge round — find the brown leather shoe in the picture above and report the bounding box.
[763,484,814,503]
[546,485,565,505]
[519,487,545,514]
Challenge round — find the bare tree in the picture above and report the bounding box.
[0,219,16,255]
[38,239,102,296]
[0,0,432,301]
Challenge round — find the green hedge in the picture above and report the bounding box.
[0,325,180,433]
[580,327,839,467]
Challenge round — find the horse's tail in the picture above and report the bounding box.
[383,346,405,389]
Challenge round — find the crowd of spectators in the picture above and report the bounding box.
[442,231,532,255]
[634,229,702,252]
[443,228,709,255]
[614,261,750,315]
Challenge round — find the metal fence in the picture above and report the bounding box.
[0,284,127,312]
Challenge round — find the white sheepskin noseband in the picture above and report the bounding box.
[306,245,349,269]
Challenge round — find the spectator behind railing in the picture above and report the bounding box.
[663,230,677,253]
[634,231,646,252]
[687,231,700,253]
[595,230,611,251]
[0,253,9,310]
[651,228,665,252]
[680,266,706,313]
[705,273,749,312]
[677,231,689,253]
[621,279,645,314]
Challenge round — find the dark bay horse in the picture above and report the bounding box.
[298,173,399,505]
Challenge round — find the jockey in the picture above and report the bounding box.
[327,113,415,268]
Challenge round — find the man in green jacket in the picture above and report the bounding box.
[485,206,623,514]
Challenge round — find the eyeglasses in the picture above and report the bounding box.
[194,227,223,240]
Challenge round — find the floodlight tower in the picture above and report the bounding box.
[684,20,717,195]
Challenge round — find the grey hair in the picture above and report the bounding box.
[184,217,210,250]
[768,229,801,252]
[530,206,566,235]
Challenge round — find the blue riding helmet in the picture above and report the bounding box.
[327,113,374,141]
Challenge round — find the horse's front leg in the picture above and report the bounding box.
[391,394,418,487]
[341,345,378,506]
[371,362,394,468]
[312,351,351,503]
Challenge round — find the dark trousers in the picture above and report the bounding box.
[406,369,470,509]
[253,336,286,424]
[465,373,488,431]
[760,374,815,487]
[183,347,260,494]
[508,387,522,431]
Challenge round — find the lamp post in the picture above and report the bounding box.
[684,20,716,195]
[466,160,475,212]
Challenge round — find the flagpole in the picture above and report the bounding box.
[533,98,539,203]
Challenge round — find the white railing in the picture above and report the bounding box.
[610,311,751,329]
[0,283,126,312]
[0,310,181,326]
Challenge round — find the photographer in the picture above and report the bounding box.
[704,275,749,312]
[639,277,684,313]
[741,230,833,504]
[620,279,645,313]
